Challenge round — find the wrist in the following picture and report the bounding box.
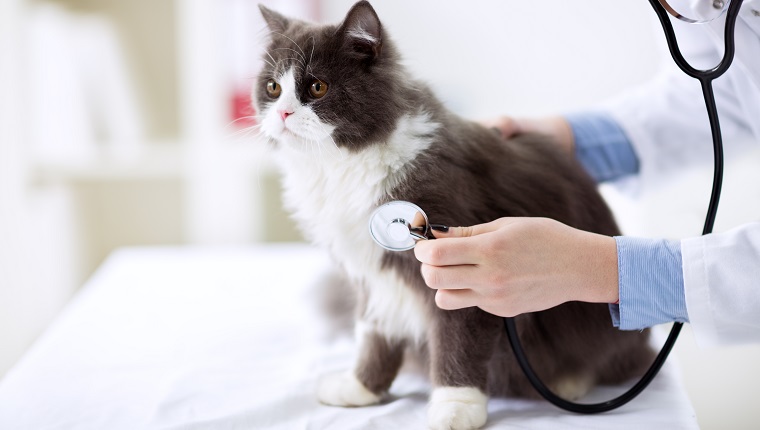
[517,116,575,155]
[576,233,619,304]
[547,116,574,154]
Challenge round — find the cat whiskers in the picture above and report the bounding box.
[308,134,325,159]
[315,122,345,161]
[269,31,307,64]
[272,48,306,68]
[224,116,264,141]
[265,51,277,69]
[299,118,324,157]
[271,57,306,75]
[307,36,317,78]
[300,117,343,160]
[308,36,316,64]
[261,57,277,70]
[229,124,264,142]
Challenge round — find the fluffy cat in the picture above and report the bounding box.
[253,2,654,429]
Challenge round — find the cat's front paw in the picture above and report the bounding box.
[317,371,381,407]
[427,387,488,430]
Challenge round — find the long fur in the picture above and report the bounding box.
[253,1,654,424]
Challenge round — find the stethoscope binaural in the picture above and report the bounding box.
[369,0,744,414]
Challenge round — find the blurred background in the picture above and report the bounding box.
[0,0,758,428]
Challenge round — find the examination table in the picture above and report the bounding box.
[0,245,699,429]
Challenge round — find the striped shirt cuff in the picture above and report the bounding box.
[609,236,689,330]
[565,113,640,183]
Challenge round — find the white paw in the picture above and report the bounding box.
[552,374,594,401]
[427,387,488,430]
[317,371,381,407]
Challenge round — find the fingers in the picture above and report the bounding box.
[434,288,481,310]
[414,218,528,314]
[479,116,523,140]
[419,256,484,311]
[435,288,521,317]
[414,236,480,266]
[414,218,516,266]
[434,218,516,239]
[419,263,481,291]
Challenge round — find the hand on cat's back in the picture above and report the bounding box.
[414,217,619,317]
[481,115,576,155]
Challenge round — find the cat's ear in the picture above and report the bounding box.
[338,1,383,60]
[259,4,290,34]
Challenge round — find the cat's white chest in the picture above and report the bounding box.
[271,113,439,341]
[276,145,385,276]
[274,113,438,275]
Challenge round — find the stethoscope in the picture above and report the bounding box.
[368,0,744,414]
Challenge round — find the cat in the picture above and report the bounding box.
[253,2,654,429]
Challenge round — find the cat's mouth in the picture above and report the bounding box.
[260,108,337,150]
[272,127,317,151]
[279,126,298,139]
[266,120,302,142]
[277,124,337,151]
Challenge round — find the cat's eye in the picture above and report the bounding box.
[309,79,328,99]
[266,79,281,98]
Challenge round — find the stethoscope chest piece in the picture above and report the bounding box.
[369,201,430,251]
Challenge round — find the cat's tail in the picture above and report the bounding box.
[308,263,357,340]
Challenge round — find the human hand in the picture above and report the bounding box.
[413,217,618,317]
[480,116,575,155]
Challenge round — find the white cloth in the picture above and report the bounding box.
[683,222,760,346]
[0,246,698,429]
[607,0,760,347]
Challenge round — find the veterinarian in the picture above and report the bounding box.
[415,0,760,348]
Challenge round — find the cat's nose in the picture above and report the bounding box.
[278,109,294,121]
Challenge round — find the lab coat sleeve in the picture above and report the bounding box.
[682,222,760,347]
[566,113,639,183]
[593,15,760,347]
[602,18,757,191]
[610,236,689,331]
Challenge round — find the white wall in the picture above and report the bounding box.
[0,0,83,377]
[322,0,662,118]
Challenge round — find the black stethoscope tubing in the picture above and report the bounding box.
[503,0,745,413]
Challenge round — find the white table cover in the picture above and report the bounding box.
[0,245,698,429]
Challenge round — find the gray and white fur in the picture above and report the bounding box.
[253,2,653,429]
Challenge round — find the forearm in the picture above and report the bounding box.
[563,114,689,328]
[564,112,640,183]
[485,113,689,328]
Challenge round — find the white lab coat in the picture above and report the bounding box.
[605,1,760,347]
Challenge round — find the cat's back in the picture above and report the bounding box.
[396,115,619,236]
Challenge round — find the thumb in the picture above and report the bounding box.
[431,218,515,239]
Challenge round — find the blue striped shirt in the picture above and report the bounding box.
[565,113,690,330]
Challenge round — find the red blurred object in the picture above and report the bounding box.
[230,85,257,128]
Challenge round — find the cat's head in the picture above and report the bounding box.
[254,1,406,152]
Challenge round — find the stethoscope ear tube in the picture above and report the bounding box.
[503,0,744,413]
